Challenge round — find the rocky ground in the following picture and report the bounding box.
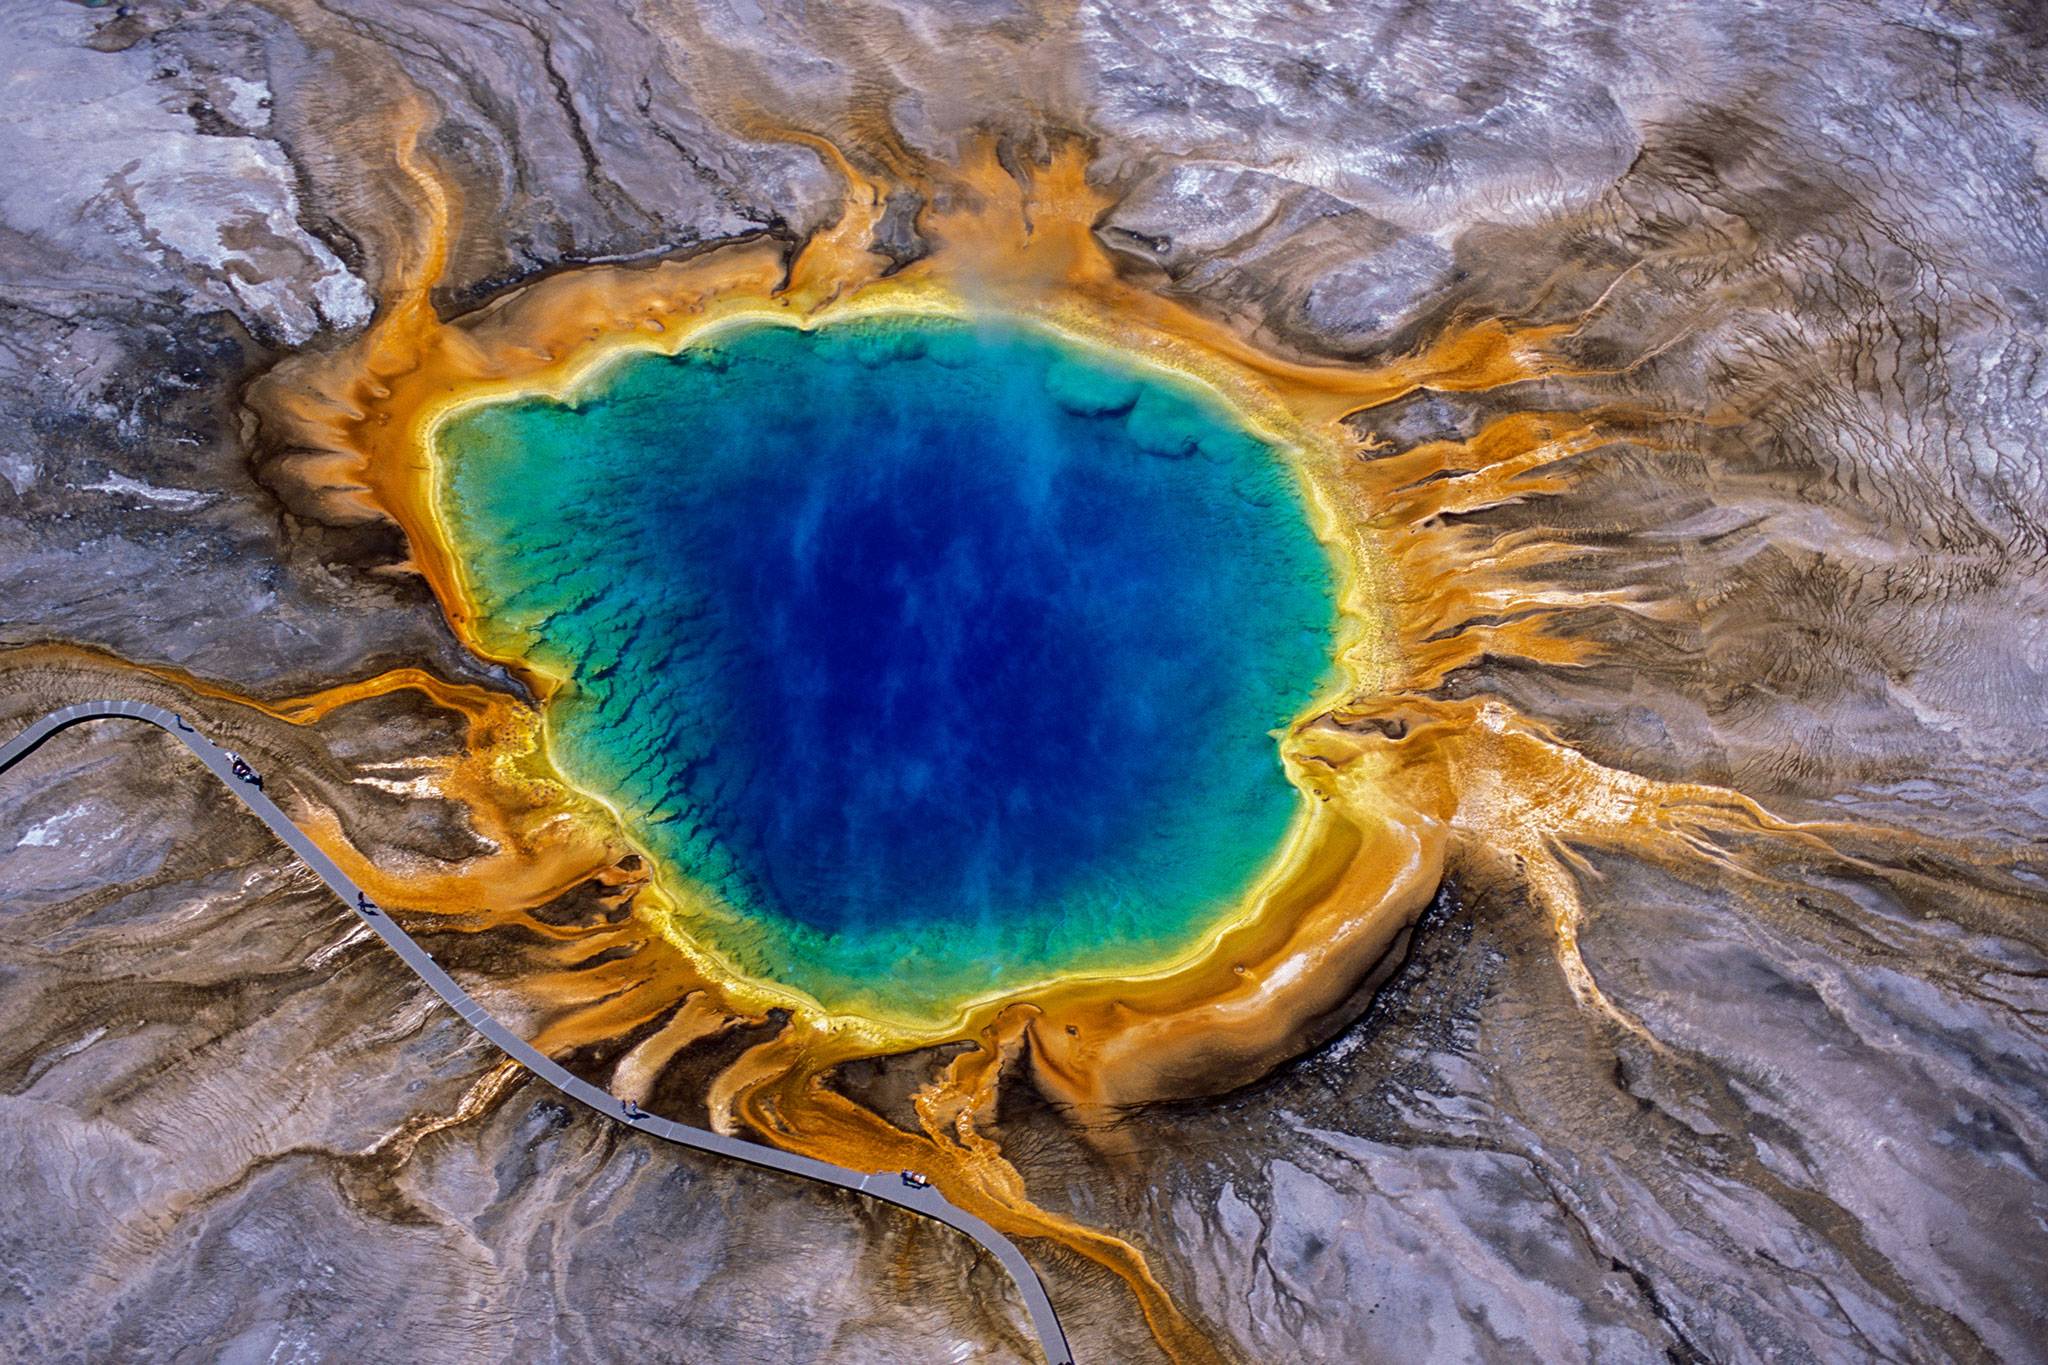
[4,0,2046,1361]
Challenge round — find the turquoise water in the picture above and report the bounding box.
[437,316,1337,1014]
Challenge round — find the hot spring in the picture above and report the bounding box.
[434,314,1341,1020]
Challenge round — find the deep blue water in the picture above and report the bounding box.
[438,316,1337,1010]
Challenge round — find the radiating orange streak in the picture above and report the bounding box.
[0,642,639,988]
[0,644,729,1128]
[526,942,716,1056]
[714,1025,1225,1365]
[766,129,897,308]
[611,993,748,1104]
[0,643,505,732]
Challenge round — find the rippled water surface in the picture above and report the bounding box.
[438,317,1337,1010]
